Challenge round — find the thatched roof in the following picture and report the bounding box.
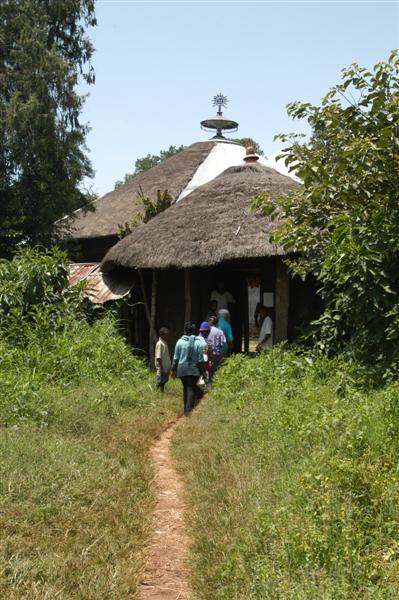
[102,163,299,271]
[63,141,215,239]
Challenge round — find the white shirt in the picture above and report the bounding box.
[210,290,235,310]
[258,316,273,349]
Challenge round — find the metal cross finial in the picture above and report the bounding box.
[212,93,228,115]
[200,94,238,138]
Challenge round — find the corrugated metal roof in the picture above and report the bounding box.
[69,263,99,285]
[68,263,132,304]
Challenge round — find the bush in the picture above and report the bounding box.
[0,247,149,426]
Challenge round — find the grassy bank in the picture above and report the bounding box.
[173,349,399,599]
[0,385,180,599]
[0,279,181,597]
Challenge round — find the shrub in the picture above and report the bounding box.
[0,247,149,426]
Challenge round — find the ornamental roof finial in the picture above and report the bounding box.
[243,146,259,163]
[200,94,239,139]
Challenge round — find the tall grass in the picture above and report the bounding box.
[173,349,399,599]
[0,388,181,599]
[0,248,181,598]
[0,309,182,597]
[0,313,150,427]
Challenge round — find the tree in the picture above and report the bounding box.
[0,0,96,255]
[114,145,186,189]
[254,50,399,363]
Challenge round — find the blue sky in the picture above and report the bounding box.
[81,0,398,196]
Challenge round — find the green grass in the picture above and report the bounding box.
[0,295,183,598]
[173,349,399,599]
[0,380,181,599]
[0,316,154,428]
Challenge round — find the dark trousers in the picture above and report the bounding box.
[157,381,166,393]
[180,375,203,415]
[156,373,169,393]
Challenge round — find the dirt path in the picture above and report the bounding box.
[137,419,191,600]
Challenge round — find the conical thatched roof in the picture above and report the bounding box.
[62,141,215,239]
[102,163,299,272]
[61,140,298,241]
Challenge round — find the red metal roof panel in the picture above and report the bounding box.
[68,263,132,304]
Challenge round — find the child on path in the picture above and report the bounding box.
[155,327,171,392]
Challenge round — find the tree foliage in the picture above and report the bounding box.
[114,145,186,189]
[254,50,399,363]
[0,0,96,255]
[0,246,69,319]
[0,246,150,427]
[0,246,90,348]
[118,189,174,238]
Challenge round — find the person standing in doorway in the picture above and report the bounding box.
[155,327,171,392]
[210,281,236,311]
[171,323,205,416]
[256,306,274,351]
[254,301,265,329]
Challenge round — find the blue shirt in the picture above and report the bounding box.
[172,335,205,377]
[218,317,233,355]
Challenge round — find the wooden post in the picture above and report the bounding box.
[243,276,249,353]
[138,268,157,365]
[184,269,191,324]
[133,295,140,348]
[124,300,133,346]
[275,258,290,343]
[149,270,158,367]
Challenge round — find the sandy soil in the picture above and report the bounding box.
[137,419,191,600]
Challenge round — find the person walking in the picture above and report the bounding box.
[207,315,226,381]
[198,321,213,385]
[155,327,171,392]
[218,309,234,357]
[172,323,205,416]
